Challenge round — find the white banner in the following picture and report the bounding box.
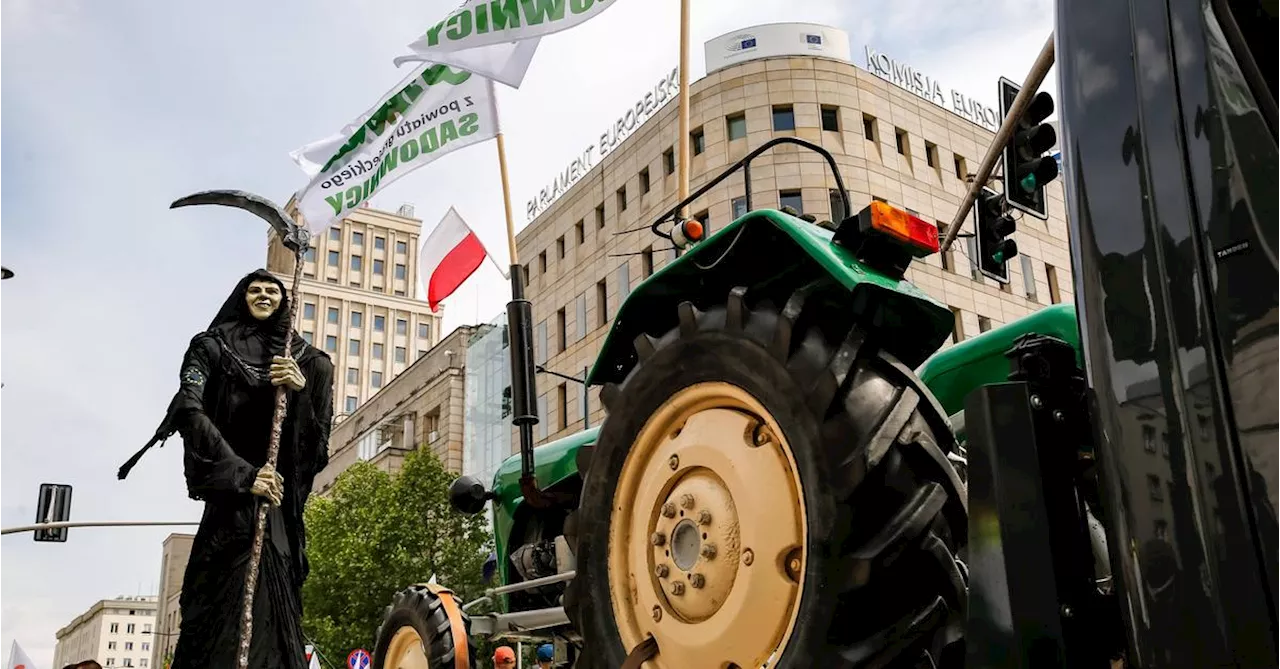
[291,65,498,230]
[398,0,617,87]
[394,38,540,89]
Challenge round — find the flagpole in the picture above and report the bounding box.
[676,0,691,219]
[490,81,548,508]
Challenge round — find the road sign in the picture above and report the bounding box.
[347,649,371,669]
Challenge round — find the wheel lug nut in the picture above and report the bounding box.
[651,532,666,546]
[752,424,775,447]
[697,509,712,525]
[670,582,685,595]
[661,502,677,518]
[700,543,717,559]
[742,549,754,566]
[668,454,679,470]
[690,573,706,589]
[655,564,670,578]
[680,494,695,509]
[652,605,662,622]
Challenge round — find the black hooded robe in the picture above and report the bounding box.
[120,270,333,669]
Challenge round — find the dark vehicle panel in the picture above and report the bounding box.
[1057,0,1277,665]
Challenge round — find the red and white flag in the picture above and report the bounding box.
[6,641,35,669]
[419,207,505,311]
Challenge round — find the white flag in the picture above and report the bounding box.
[396,0,618,88]
[291,65,499,231]
[6,640,36,669]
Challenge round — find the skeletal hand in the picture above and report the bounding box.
[270,356,306,391]
[250,463,284,506]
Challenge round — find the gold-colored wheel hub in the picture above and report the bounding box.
[384,626,429,669]
[609,382,807,668]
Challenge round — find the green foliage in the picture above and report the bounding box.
[302,447,492,660]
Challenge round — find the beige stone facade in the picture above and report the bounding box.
[53,596,157,668]
[314,325,477,494]
[515,54,1074,447]
[266,203,443,418]
[149,533,194,669]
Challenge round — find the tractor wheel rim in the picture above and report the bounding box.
[385,625,431,669]
[609,382,807,668]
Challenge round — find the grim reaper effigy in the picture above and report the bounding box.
[119,193,333,669]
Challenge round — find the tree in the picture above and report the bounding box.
[302,447,492,659]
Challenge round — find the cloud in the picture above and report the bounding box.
[1,0,1054,664]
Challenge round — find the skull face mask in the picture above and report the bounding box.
[245,280,283,321]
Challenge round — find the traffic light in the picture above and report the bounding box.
[974,187,1017,283]
[998,77,1058,220]
[34,483,73,542]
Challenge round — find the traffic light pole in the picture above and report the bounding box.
[0,520,199,536]
[941,33,1056,255]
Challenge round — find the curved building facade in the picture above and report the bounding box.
[514,24,1073,446]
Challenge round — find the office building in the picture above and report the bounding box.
[53,596,158,668]
[150,534,194,669]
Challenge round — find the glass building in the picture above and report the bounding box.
[463,314,512,487]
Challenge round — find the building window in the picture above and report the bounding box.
[771,104,796,131]
[558,384,569,430]
[663,147,676,174]
[691,127,705,155]
[618,261,631,301]
[1148,474,1164,501]
[966,236,982,280]
[325,335,338,353]
[327,307,339,324]
[576,293,587,341]
[395,346,406,363]
[954,154,967,180]
[820,105,839,132]
[396,318,408,336]
[1143,424,1157,452]
[352,311,363,328]
[371,370,383,388]
[351,255,362,272]
[373,259,384,276]
[828,189,847,223]
[349,339,361,356]
[575,220,585,244]
[641,247,654,278]
[419,322,430,339]
[596,204,606,230]
[1021,256,1038,300]
[555,308,567,353]
[123,660,133,668]
[328,251,339,267]
[539,250,548,272]
[304,247,316,263]
[330,227,341,241]
[639,167,651,194]
[141,642,150,651]
[950,307,964,343]
[140,660,148,668]
[1047,265,1062,304]
[395,264,406,280]
[109,642,117,649]
[345,396,358,413]
[726,112,747,140]
[617,186,627,212]
[731,196,748,220]
[303,303,316,320]
[925,141,938,168]
[894,128,908,155]
[862,114,876,141]
[374,315,385,332]
[347,368,358,385]
[779,190,804,214]
[557,236,566,259]
[596,280,609,327]
[536,321,548,365]
[978,316,992,333]
[695,210,710,237]
[396,240,407,255]
[537,395,549,441]
[373,343,384,360]
[938,222,954,271]
[125,642,134,651]
[302,331,314,345]
[374,236,386,250]
[127,624,136,634]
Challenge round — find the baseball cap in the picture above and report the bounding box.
[493,646,516,663]
[536,644,555,661]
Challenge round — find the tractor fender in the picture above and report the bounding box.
[588,209,954,386]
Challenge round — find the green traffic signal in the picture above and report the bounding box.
[1019,173,1038,193]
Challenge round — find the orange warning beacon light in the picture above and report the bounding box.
[672,217,705,249]
[862,201,940,256]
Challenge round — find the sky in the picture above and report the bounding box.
[1,0,1054,664]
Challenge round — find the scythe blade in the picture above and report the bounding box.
[170,189,311,252]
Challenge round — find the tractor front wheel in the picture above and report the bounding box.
[565,286,968,668]
[372,584,476,669]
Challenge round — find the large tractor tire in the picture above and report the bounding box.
[564,286,968,668]
[372,584,476,669]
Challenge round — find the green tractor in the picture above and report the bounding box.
[369,135,1075,668]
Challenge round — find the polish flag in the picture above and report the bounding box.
[419,207,504,312]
